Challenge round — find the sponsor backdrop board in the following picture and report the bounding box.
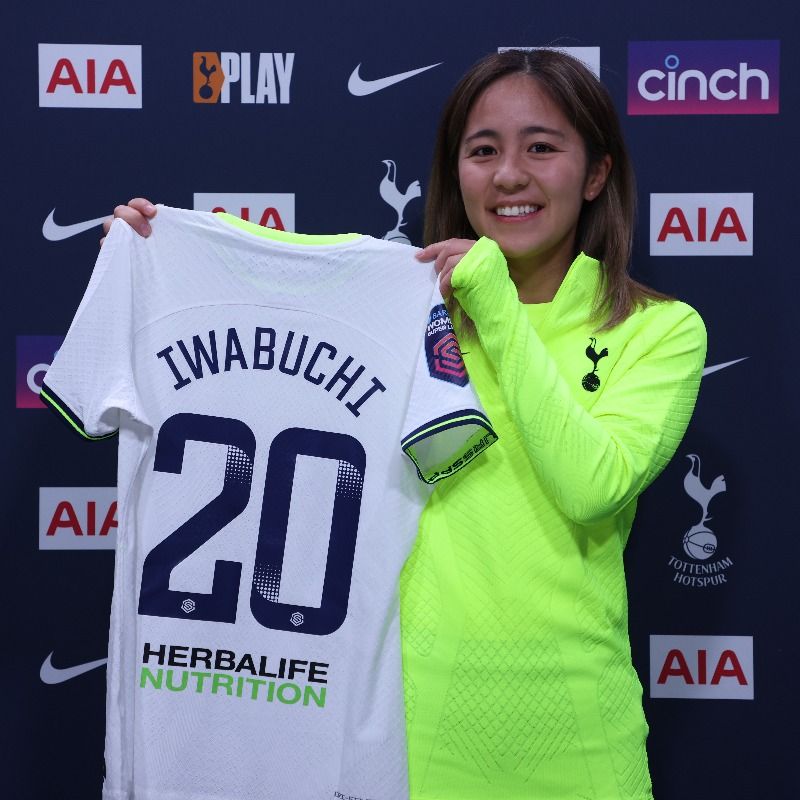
[4,2,796,798]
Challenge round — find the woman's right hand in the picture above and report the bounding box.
[100,197,157,247]
[415,238,477,297]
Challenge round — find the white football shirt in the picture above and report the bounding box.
[42,206,496,800]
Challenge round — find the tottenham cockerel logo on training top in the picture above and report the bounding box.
[668,454,733,588]
[582,338,608,391]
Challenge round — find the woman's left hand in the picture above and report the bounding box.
[415,238,477,297]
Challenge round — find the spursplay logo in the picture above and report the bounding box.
[425,305,467,386]
[192,51,294,104]
[668,454,733,588]
[582,337,608,391]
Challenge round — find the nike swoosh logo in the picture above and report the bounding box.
[42,208,109,241]
[702,357,748,377]
[348,62,442,96]
[40,652,107,684]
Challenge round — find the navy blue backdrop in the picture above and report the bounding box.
[5,1,797,798]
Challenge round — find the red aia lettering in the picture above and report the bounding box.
[658,208,693,242]
[657,648,748,685]
[657,648,693,684]
[711,208,746,242]
[711,649,747,685]
[46,500,118,536]
[46,58,136,95]
[46,500,82,536]
[46,58,82,94]
[657,207,747,242]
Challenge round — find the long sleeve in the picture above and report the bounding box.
[450,237,706,525]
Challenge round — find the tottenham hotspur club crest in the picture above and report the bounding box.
[682,454,726,560]
[668,453,733,588]
[582,337,608,391]
[379,159,421,245]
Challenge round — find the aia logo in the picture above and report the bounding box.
[16,335,63,408]
[628,41,779,115]
[39,487,118,550]
[650,635,754,700]
[650,193,753,256]
[38,44,142,108]
[425,305,467,386]
[192,52,294,104]
[193,193,295,232]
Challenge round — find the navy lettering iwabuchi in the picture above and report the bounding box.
[41,205,496,800]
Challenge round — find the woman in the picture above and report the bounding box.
[106,49,705,799]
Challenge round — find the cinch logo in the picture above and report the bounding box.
[650,635,754,700]
[16,336,64,408]
[193,193,295,232]
[38,44,142,109]
[192,52,294,104]
[39,487,118,550]
[498,46,600,79]
[650,193,753,256]
[628,40,779,115]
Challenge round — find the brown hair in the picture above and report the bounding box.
[425,48,668,329]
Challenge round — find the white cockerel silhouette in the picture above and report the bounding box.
[379,160,421,240]
[684,454,726,525]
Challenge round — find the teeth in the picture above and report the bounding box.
[496,205,539,216]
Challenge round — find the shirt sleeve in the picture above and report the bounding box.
[451,237,707,525]
[41,219,143,439]
[401,283,498,484]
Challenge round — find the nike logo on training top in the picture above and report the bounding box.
[347,62,441,96]
[702,357,748,377]
[40,652,108,684]
[42,208,108,241]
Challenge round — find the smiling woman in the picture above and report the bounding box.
[401,49,706,800]
[457,72,609,302]
[99,48,706,800]
[423,48,663,326]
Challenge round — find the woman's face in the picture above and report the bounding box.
[458,73,609,282]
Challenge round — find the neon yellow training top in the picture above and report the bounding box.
[400,238,706,800]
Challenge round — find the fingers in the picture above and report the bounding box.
[128,197,157,218]
[437,254,464,297]
[416,238,471,264]
[415,239,476,269]
[121,197,157,236]
[415,240,449,263]
[100,198,157,247]
[415,239,476,296]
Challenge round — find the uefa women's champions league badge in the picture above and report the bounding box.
[425,305,468,386]
[582,337,608,391]
[668,454,733,588]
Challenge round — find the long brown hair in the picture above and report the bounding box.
[425,49,668,329]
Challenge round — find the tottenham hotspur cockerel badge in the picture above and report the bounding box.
[582,337,608,392]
